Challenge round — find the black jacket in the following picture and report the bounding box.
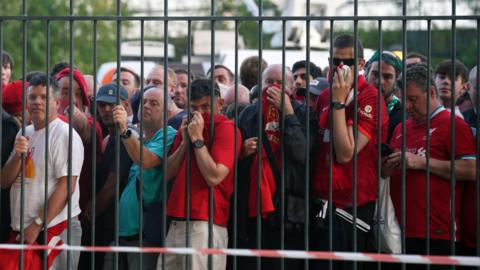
[232,100,317,240]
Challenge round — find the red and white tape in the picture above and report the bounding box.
[0,244,479,266]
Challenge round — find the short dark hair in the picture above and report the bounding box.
[119,67,141,87]
[29,72,49,87]
[292,60,323,78]
[206,64,234,82]
[2,51,13,70]
[50,62,70,79]
[400,63,435,93]
[434,59,469,83]
[406,52,427,63]
[175,68,194,80]
[333,34,364,59]
[26,71,44,83]
[190,78,221,101]
[240,56,268,90]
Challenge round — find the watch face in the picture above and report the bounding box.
[193,140,205,148]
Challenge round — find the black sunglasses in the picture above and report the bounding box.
[332,58,355,66]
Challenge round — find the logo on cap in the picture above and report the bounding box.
[108,89,113,95]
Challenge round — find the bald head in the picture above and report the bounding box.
[83,74,96,100]
[224,84,250,106]
[262,64,294,95]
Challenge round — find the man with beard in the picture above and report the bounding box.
[367,50,403,141]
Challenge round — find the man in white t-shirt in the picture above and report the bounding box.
[1,72,84,270]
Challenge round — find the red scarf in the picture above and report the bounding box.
[248,87,282,218]
[1,220,68,269]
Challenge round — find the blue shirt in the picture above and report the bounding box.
[119,126,177,236]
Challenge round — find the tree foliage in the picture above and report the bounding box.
[0,0,131,78]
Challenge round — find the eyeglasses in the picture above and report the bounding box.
[332,58,355,66]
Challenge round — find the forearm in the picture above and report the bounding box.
[429,158,476,181]
[1,154,22,188]
[332,109,354,163]
[94,175,115,216]
[193,147,227,187]
[73,117,91,144]
[38,177,77,224]
[166,142,187,181]
[122,137,160,169]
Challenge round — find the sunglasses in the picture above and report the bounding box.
[332,58,355,66]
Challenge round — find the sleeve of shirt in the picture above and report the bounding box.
[53,127,85,179]
[211,122,242,171]
[1,119,18,166]
[168,129,183,155]
[448,117,476,160]
[347,90,380,141]
[147,126,177,159]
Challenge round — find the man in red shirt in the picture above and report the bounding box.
[160,79,241,270]
[383,64,476,270]
[311,34,389,270]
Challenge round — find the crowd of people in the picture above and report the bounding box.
[0,33,478,270]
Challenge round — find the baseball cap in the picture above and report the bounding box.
[96,83,128,104]
[308,77,329,96]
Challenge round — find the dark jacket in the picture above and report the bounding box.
[233,100,317,240]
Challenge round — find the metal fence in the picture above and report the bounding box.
[0,0,479,269]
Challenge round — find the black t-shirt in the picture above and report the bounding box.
[167,110,186,130]
[1,112,18,243]
[95,134,133,230]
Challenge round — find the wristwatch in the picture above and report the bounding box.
[331,101,346,110]
[34,217,43,227]
[192,139,205,149]
[120,129,132,139]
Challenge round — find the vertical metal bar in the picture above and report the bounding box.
[375,20,382,270]
[91,19,98,270]
[184,19,192,270]
[327,19,334,270]
[352,10,359,270]
[425,19,432,266]
[68,0,75,268]
[19,0,27,267]
[476,19,480,261]
[304,2,311,269]
[256,0,264,268]
[0,21,2,253]
[209,1,216,269]
[138,18,146,270]
[43,19,51,270]
[114,0,121,269]
[232,18,239,270]
[280,18,286,270]
[449,1,457,264]
[401,1,408,270]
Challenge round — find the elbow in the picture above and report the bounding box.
[205,173,227,187]
[335,155,353,164]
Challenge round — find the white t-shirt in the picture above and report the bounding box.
[10,118,84,230]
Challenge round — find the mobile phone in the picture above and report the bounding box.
[334,64,350,80]
[381,144,392,156]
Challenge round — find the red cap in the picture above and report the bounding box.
[2,80,28,115]
[55,68,90,107]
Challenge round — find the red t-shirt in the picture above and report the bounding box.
[167,115,242,227]
[312,76,389,208]
[390,108,476,241]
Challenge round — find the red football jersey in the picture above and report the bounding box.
[167,116,242,227]
[390,107,476,241]
[312,76,389,208]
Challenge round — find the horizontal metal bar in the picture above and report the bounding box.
[0,15,479,21]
